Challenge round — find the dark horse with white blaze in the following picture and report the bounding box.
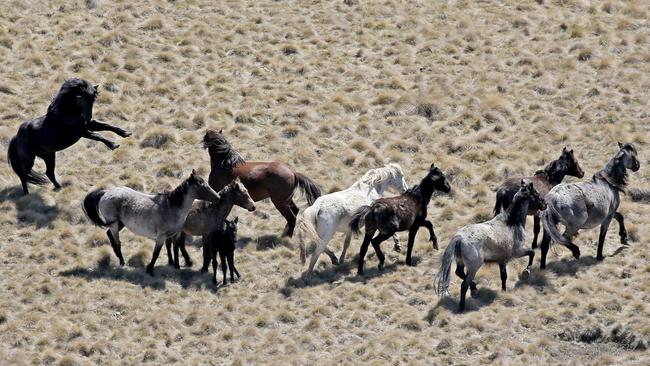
[494,147,584,248]
[8,79,131,194]
[350,164,451,275]
[203,129,321,237]
[539,143,640,268]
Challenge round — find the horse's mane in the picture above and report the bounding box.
[535,156,568,185]
[47,78,96,118]
[354,163,402,187]
[594,154,629,192]
[506,190,530,238]
[404,174,435,204]
[204,131,246,170]
[166,177,192,207]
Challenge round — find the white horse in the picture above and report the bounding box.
[296,163,408,278]
[540,143,640,267]
[82,170,222,275]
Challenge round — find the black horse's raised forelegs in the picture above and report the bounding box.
[82,131,120,150]
[88,119,132,137]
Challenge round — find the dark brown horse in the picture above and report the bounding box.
[203,129,321,237]
[350,164,451,275]
[493,147,584,248]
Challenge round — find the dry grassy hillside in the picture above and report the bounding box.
[0,0,649,364]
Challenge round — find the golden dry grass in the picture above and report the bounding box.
[0,0,649,364]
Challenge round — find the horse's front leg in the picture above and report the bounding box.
[88,119,131,137]
[421,220,438,250]
[165,238,174,266]
[499,263,508,291]
[82,131,120,150]
[597,217,614,261]
[146,237,166,275]
[614,212,629,245]
[531,214,541,249]
[514,247,535,279]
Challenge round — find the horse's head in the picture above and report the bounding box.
[560,147,584,178]
[387,163,408,193]
[203,129,226,149]
[48,78,98,121]
[427,164,451,193]
[230,177,256,212]
[517,180,546,211]
[188,169,221,202]
[225,217,239,244]
[617,142,640,172]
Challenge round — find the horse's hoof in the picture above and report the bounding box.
[109,144,120,150]
[470,289,479,298]
[571,249,581,259]
[122,131,132,138]
[441,290,451,298]
[378,262,384,271]
[393,245,401,253]
[596,255,604,261]
[185,261,193,267]
[357,270,364,276]
[520,268,531,280]
[200,267,208,273]
[146,267,154,276]
[621,238,629,246]
[331,257,339,265]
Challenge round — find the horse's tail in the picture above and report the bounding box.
[434,236,460,296]
[540,204,570,246]
[493,189,504,215]
[83,189,108,227]
[294,172,321,206]
[7,135,47,185]
[295,207,322,264]
[350,205,371,235]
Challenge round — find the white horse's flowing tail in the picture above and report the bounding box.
[540,206,571,246]
[435,236,460,296]
[295,207,322,264]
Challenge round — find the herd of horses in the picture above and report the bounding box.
[7,79,641,311]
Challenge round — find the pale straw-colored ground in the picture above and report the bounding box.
[0,0,648,364]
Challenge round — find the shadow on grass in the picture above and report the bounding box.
[59,254,222,292]
[544,254,601,277]
[0,186,59,228]
[425,288,498,322]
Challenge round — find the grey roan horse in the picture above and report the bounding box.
[435,181,546,312]
[539,143,640,268]
[82,170,222,275]
[8,79,131,194]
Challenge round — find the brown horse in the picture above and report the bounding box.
[350,164,451,275]
[203,130,321,237]
[494,147,584,248]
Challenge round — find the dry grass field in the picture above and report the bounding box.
[0,0,649,364]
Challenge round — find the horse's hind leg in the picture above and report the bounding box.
[271,197,297,237]
[454,264,478,295]
[540,230,551,269]
[339,232,352,264]
[370,232,392,270]
[459,266,479,312]
[175,232,192,267]
[499,263,507,291]
[531,214,541,249]
[357,229,376,275]
[614,212,628,245]
[107,222,125,266]
[227,251,238,282]
[165,238,174,266]
[41,153,61,190]
[392,234,401,252]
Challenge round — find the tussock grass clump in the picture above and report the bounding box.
[140,16,165,31]
[140,128,177,149]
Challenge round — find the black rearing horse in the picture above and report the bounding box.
[7,78,131,194]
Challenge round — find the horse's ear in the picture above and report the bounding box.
[234,176,241,183]
[233,216,239,224]
[520,179,525,187]
[430,163,435,169]
[219,129,223,134]
[191,169,197,177]
[94,84,99,91]
[618,142,623,149]
[563,147,567,153]
[570,149,574,154]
